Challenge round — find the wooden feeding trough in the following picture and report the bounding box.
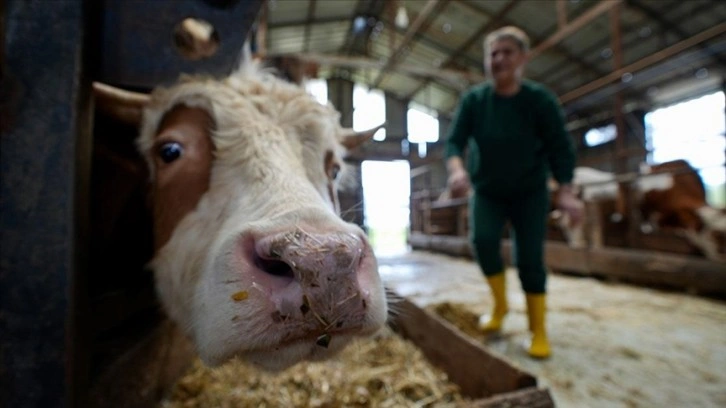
[152,295,553,408]
[390,296,554,408]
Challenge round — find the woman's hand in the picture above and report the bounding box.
[556,184,584,227]
[447,168,471,198]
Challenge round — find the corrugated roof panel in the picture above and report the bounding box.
[466,0,515,16]
[306,22,351,52]
[267,0,313,25]
[379,71,426,98]
[313,0,359,20]
[424,1,488,51]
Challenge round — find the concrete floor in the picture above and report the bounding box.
[377,249,726,408]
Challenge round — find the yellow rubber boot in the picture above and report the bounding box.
[478,272,508,332]
[525,294,551,359]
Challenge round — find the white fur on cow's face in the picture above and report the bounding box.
[137,66,387,369]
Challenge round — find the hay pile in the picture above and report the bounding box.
[430,302,483,340]
[161,327,466,407]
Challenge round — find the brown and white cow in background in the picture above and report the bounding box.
[93,61,388,370]
[553,160,726,261]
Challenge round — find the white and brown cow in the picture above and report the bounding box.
[93,61,388,370]
[554,160,726,261]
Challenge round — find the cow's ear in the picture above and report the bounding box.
[341,123,385,150]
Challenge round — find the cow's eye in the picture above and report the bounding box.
[158,142,183,163]
[330,164,341,181]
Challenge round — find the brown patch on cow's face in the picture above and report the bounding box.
[151,105,215,249]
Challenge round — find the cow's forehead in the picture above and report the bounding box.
[138,72,345,162]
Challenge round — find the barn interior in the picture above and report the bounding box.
[2,0,725,407]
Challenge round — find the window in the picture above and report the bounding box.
[353,84,386,141]
[584,124,617,146]
[304,78,328,106]
[645,91,726,207]
[407,103,439,158]
[361,160,411,256]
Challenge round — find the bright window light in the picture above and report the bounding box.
[584,124,617,146]
[354,84,386,141]
[361,160,411,256]
[304,78,328,106]
[645,91,725,207]
[407,103,439,144]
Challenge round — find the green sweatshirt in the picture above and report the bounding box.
[445,80,576,197]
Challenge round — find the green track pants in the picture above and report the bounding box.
[469,186,550,294]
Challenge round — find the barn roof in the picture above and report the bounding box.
[262,0,726,128]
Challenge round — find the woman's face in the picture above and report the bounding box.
[484,38,528,84]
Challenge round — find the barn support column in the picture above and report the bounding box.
[609,2,637,247]
[386,93,410,159]
[327,76,354,128]
[1,0,96,406]
[327,76,365,227]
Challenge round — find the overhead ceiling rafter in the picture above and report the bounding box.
[541,0,718,92]
[626,0,726,67]
[559,22,726,104]
[303,0,317,53]
[277,52,483,86]
[529,0,624,60]
[370,0,447,89]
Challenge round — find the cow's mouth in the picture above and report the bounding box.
[242,323,380,371]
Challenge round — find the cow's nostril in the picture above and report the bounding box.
[255,255,294,279]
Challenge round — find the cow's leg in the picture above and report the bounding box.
[683,229,725,261]
[559,213,586,249]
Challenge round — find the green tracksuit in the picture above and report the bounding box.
[445,80,576,293]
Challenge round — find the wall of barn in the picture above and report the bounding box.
[572,110,648,173]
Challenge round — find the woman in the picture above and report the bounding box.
[445,26,583,358]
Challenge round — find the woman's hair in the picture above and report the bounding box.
[483,26,530,53]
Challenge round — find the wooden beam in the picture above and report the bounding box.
[529,0,624,60]
[371,0,444,88]
[626,0,726,67]
[255,0,268,58]
[470,387,556,408]
[559,22,726,104]
[302,0,317,53]
[282,51,483,85]
[390,297,539,399]
[408,233,726,297]
[556,0,567,29]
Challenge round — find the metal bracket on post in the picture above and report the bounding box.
[98,0,264,89]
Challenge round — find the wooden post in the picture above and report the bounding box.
[1,1,94,406]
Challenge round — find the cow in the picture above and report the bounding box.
[553,160,726,261]
[92,61,389,371]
